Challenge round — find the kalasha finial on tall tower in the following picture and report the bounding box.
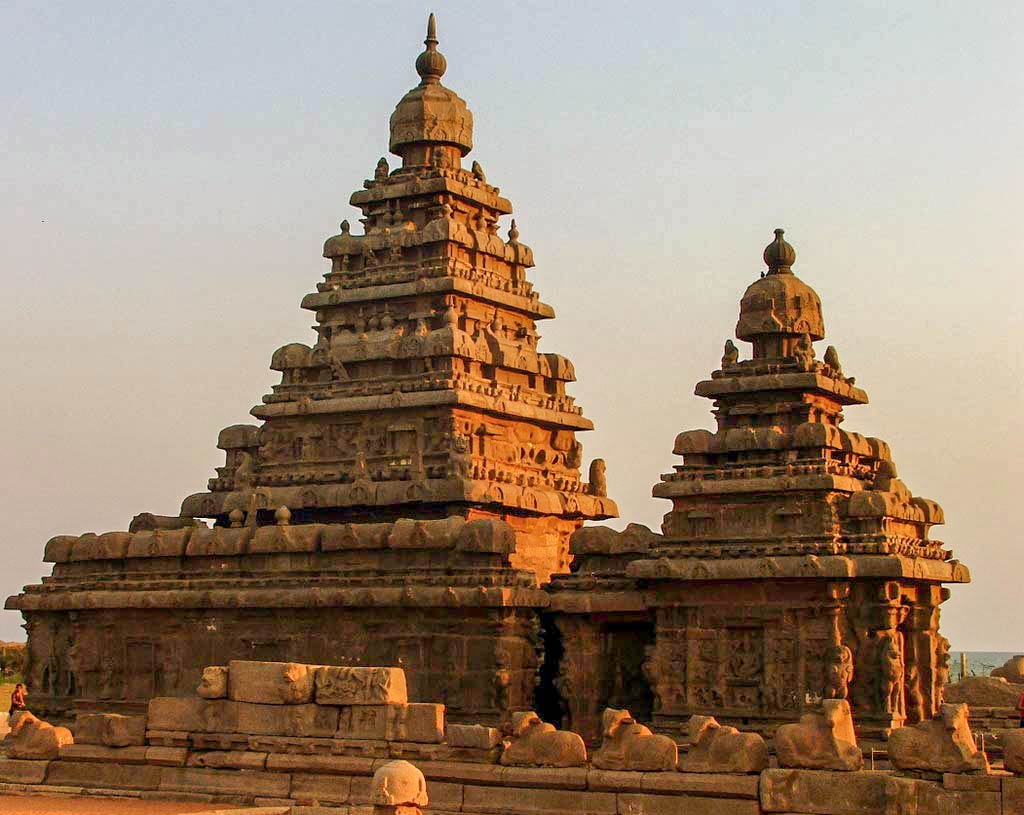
[389,12,473,163]
[415,13,447,85]
[763,227,797,274]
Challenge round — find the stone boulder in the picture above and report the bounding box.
[1004,730,1024,775]
[992,655,1024,683]
[500,711,587,768]
[943,676,1023,708]
[775,699,863,771]
[74,713,146,747]
[7,712,74,759]
[679,715,768,774]
[592,708,677,771]
[888,703,989,774]
[228,660,315,705]
[197,665,229,699]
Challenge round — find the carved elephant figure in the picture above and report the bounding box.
[888,702,989,774]
[500,711,587,768]
[592,708,677,771]
[774,699,863,771]
[679,715,768,773]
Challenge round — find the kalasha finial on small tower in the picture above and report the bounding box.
[415,13,447,85]
[763,227,797,274]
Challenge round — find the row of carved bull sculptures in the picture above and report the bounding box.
[503,700,1022,776]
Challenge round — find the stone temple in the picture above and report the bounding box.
[7,15,616,726]
[8,16,968,750]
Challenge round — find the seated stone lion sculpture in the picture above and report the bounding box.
[775,699,862,771]
[499,711,587,768]
[888,703,989,774]
[592,708,677,771]
[679,715,768,773]
[7,712,74,759]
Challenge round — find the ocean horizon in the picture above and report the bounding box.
[952,651,1019,679]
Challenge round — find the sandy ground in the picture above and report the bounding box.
[0,794,240,813]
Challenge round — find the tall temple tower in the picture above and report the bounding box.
[180,14,615,581]
[548,229,968,742]
[8,16,614,725]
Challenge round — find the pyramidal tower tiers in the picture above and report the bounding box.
[8,17,615,725]
[181,13,616,578]
[545,230,967,742]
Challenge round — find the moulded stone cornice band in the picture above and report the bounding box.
[625,554,970,582]
[350,174,513,212]
[250,387,595,429]
[694,371,869,403]
[301,278,556,319]
[5,585,551,612]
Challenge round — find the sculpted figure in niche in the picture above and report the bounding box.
[824,644,854,700]
[793,332,816,370]
[905,664,925,723]
[878,632,905,716]
[492,648,512,714]
[934,635,951,711]
[588,458,607,497]
[722,339,739,369]
[824,344,843,375]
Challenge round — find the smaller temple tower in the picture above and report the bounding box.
[548,229,968,742]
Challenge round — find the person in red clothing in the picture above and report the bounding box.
[8,683,26,716]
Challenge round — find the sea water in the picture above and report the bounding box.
[952,651,1019,679]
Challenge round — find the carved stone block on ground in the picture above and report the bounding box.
[74,712,146,747]
[888,703,989,774]
[6,712,74,759]
[198,665,229,699]
[775,699,862,771]
[1004,730,1024,774]
[316,666,408,706]
[499,711,587,768]
[336,703,443,743]
[591,708,676,771]
[229,660,317,704]
[446,723,501,749]
[679,715,768,774]
[236,701,339,738]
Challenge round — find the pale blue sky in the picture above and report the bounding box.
[1,1,1021,648]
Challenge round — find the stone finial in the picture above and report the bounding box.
[763,227,796,274]
[372,759,429,807]
[228,509,244,528]
[275,506,292,526]
[507,219,520,243]
[415,13,446,85]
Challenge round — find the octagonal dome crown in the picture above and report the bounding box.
[736,229,825,346]
[389,14,474,162]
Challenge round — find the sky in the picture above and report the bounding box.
[1,1,1021,650]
